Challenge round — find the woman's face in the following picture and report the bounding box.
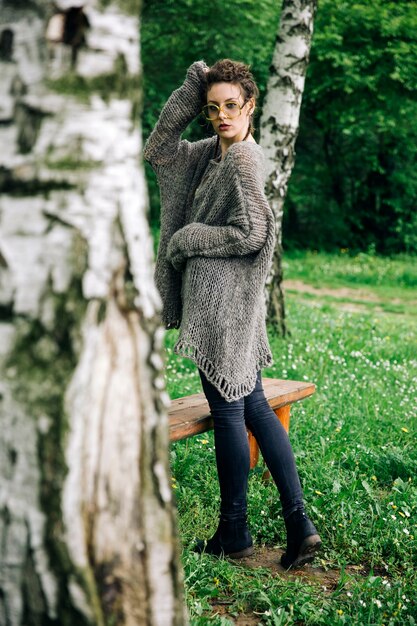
[206,82,254,142]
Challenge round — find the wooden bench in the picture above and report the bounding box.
[168,378,315,469]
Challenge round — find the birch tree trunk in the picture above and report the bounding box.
[260,0,317,336]
[0,1,187,624]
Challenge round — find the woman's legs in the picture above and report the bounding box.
[243,371,305,519]
[198,368,305,520]
[194,368,254,557]
[198,369,250,521]
[197,367,321,565]
[243,371,321,567]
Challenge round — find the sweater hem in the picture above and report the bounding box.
[173,338,273,403]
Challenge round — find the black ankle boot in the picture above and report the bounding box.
[280,508,322,570]
[194,516,254,559]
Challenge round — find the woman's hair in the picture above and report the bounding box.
[204,58,259,135]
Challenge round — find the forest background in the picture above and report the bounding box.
[142,0,417,255]
[141,2,417,623]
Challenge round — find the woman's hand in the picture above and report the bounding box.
[167,232,186,272]
[170,254,186,272]
[185,61,209,106]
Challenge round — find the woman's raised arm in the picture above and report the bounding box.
[143,60,209,167]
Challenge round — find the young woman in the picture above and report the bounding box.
[144,59,321,569]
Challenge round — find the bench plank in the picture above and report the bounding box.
[168,378,315,442]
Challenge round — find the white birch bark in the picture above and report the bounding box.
[259,0,317,335]
[0,1,187,624]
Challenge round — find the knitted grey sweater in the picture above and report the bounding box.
[143,60,277,402]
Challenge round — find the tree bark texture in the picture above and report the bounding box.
[259,0,317,336]
[0,1,187,624]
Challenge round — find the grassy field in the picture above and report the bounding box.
[163,251,417,625]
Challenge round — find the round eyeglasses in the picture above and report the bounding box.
[201,100,248,121]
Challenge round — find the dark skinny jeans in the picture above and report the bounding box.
[198,368,304,521]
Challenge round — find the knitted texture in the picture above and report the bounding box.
[144,60,277,402]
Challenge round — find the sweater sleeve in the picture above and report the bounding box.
[145,60,209,327]
[154,234,183,328]
[166,144,270,270]
[143,60,209,167]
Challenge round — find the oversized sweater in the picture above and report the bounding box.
[143,60,277,402]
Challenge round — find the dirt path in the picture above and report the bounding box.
[208,546,365,624]
[282,279,416,314]
[283,280,385,302]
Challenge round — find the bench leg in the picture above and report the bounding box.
[262,405,291,481]
[247,429,259,469]
[275,405,291,433]
[248,406,291,473]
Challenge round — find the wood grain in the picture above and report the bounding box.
[169,378,315,442]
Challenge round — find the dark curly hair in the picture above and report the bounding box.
[204,58,259,136]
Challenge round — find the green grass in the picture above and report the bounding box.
[282,250,417,317]
[163,251,417,625]
[283,249,417,289]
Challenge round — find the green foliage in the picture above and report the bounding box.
[163,252,417,624]
[284,249,417,288]
[142,1,417,253]
[287,0,417,254]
